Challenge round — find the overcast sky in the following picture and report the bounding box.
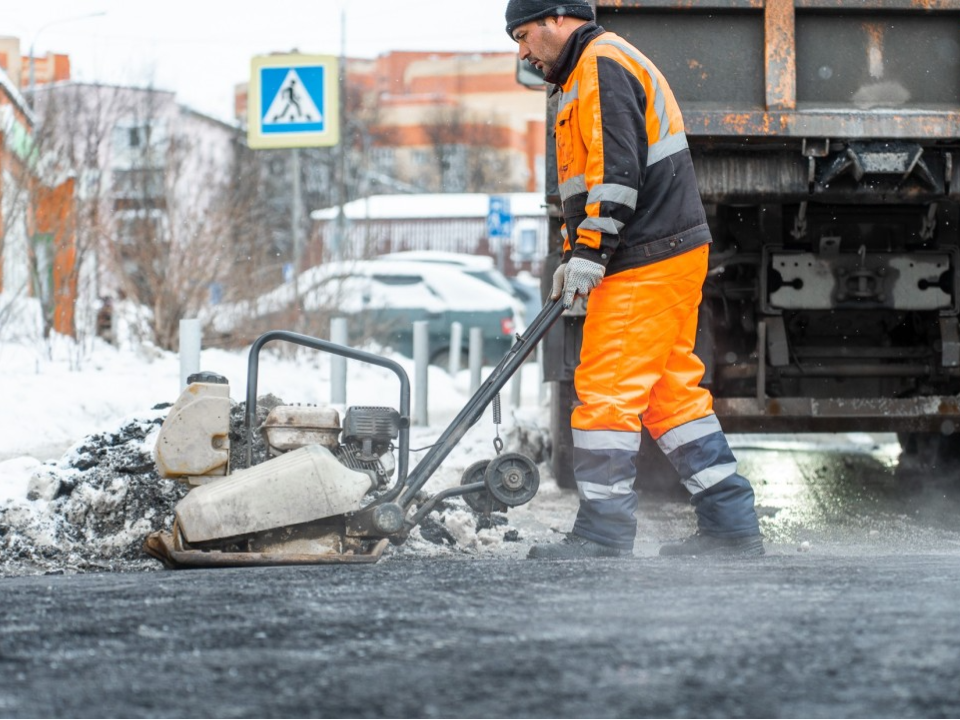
[6,0,519,123]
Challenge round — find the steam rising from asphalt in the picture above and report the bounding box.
[4,411,960,576]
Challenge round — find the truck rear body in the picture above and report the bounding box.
[541,0,960,480]
[545,0,960,484]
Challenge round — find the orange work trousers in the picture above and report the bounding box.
[572,244,713,440]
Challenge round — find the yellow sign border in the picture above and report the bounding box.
[247,53,340,149]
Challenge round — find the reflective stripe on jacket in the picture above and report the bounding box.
[546,24,711,276]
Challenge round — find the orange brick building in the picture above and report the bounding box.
[0,36,77,337]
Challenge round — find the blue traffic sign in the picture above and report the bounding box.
[260,66,326,134]
[488,195,512,239]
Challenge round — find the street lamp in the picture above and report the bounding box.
[28,11,107,106]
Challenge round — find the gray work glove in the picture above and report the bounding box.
[551,258,606,308]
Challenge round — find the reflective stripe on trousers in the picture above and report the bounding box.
[656,415,760,537]
[571,427,640,550]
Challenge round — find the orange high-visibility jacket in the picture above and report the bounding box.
[546,23,711,275]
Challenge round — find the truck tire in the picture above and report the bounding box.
[896,432,960,481]
[549,380,578,490]
[635,427,684,498]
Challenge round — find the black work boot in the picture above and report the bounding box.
[658,532,764,557]
[528,533,632,560]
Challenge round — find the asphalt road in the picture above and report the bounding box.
[3,551,960,718]
[4,434,960,718]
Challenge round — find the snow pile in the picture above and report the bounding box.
[0,409,188,576]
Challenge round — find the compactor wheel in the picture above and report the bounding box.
[484,453,540,507]
[461,460,508,515]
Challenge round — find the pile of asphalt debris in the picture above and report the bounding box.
[0,399,277,577]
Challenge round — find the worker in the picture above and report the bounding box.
[505,0,764,559]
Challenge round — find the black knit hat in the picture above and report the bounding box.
[505,0,595,38]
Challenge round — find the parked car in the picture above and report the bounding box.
[208,260,518,366]
[507,271,543,327]
[374,251,531,324]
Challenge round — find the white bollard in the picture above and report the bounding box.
[413,320,430,426]
[469,327,483,395]
[179,318,201,390]
[449,321,463,376]
[511,345,522,408]
[330,317,348,405]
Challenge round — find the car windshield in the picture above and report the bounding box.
[373,252,520,299]
[464,268,516,296]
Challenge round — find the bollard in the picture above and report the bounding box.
[330,317,348,405]
[469,327,483,395]
[179,318,201,390]
[449,321,463,376]
[413,320,430,426]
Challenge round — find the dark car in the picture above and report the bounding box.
[210,260,518,366]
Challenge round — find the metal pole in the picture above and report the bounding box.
[330,317,348,405]
[448,321,463,375]
[537,341,547,404]
[335,6,347,261]
[511,352,522,408]
[27,12,107,107]
[399,300,565,507]
[28,44,35,105]
[291,148,302,326]
[413,321,430,426]
[469,327,483,395]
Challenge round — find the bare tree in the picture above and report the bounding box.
[103,89,240,350]
[463,117,515,192]
[32,82,245,352]
[14,62,396,354]
[20,82,134,358]
[0,114,35,339]
[422,104,521,193]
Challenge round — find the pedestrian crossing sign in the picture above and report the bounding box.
[248,54,340,149]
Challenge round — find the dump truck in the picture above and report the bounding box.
[523,0,960,486]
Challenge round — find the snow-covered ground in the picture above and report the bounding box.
[0,297,607,576]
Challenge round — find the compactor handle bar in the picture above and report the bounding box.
[242,298,565,510]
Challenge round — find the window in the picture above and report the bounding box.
[370,147,395,175]
[112,168,165,199]
[112,119,168,170]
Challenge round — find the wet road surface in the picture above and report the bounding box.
[3,433,960,718]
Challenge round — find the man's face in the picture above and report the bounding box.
[512,17,566,75]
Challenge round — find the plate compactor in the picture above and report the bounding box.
[144,300,565,568]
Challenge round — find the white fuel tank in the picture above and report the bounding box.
[174,444,374,543]
[155,373,231,482]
